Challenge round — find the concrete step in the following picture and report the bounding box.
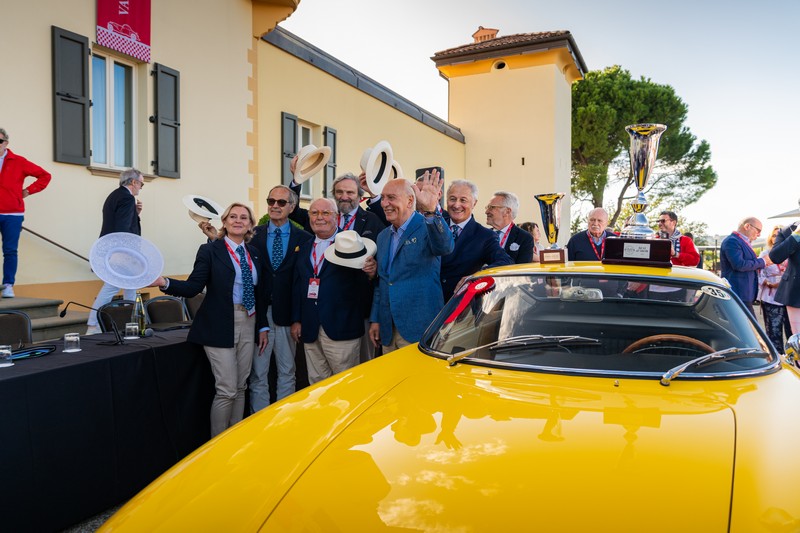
[31,311,90,343]
[0,296,64,319]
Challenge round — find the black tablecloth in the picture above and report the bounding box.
[0,330,214,532]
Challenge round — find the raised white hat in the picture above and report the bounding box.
[89,233,164,290]
[182,194,224,224]
[294,144,332,184]
[359,140,393,196]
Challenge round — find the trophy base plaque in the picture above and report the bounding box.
[539,248,566,264]
[602,237,672,268]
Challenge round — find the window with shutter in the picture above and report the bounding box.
[152,64,180,178]
[52,26,90,165]
[323,126,337,198]
[281,112,298,187]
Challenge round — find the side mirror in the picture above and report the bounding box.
[784,334,800,365]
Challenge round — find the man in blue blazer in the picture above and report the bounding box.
[441,180,513,301]
[369,174,454,351]
[87,168,145,334]
[720,217,771,315]
[485,190,534,264]
[291,198,371,383]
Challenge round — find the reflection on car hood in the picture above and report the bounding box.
[102,349,800,532]
[265,366,735,531]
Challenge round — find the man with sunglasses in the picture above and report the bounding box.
[656,211,700,267]
[0,127,51,298]
[249,185,312,411]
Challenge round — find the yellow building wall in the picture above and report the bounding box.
[256,43,466,209]
[446,57,574,246]
[1,0,284,304]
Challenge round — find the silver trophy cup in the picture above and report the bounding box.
[621,123,667,238]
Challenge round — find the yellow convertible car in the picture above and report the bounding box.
[102,263,800,532]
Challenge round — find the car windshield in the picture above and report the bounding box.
[421,273,777,379]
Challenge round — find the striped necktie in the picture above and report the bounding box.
[451,225,461,240]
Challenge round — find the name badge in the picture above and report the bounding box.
[307,278,320,299]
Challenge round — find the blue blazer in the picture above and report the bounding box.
[770,224,800,307]
[440,216,513,301]
[370,212,454,345]
[250,222,313,327]
[100,186,140,236]
[503,224,534,264]
[164,239,269,348]
[720,232,765,304]
[292,239,369,342]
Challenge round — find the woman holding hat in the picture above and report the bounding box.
[151,203,270,437]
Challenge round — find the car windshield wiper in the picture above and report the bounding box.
[660,347,771,386]
[446,335,601,366]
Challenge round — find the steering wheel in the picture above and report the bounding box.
[623,334,714,355]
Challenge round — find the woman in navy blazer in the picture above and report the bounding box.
[151,203,269,436]
[770,223,800,336]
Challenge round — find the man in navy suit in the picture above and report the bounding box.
[247,185,312,411]
[440,180,513,301]
[770,223,800,335]
[332,173,384,361]
[369,174,454,350]
[291,198,370,383]
[86,168,144,334]
[485,191,534,264]
[566,208,616,261]
[721,217,772,315]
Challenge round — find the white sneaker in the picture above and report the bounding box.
[86,325,103,335]
[1,285,14,298]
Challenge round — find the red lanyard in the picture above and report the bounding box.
[311,241,326,277]
[339,213,356,231]
[498,223,513,248]
[224,241,253,271]
[587,231,605,260]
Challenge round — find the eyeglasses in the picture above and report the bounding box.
[657,219,671,224]
[749,223,762,234]
[309,210,335,218]
[267,198,289,207]
[0,139,7,144]
[135,180,144,188]
[485,205,507,210]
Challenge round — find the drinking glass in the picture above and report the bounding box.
[125,323,140,339]
[63,333,81,353]
[0,344,12,367]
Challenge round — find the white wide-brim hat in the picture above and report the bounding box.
[89,232,164,290]
[359,141,393,196]
[323,230,377,269]
[390,160,403,179]
[294,144,331,184]
[182,194,224,224]
[769,198,800,219]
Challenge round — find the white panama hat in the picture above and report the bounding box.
[294,144,332,184]
[323,230,377,269]
[182,194,224,224]
[89,232,164,290]
[359,140,393,196]
[390,160,404,179]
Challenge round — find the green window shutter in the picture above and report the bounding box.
[152,63,180,178]
[281,112,298,186]
[323,126,337,197]
[52,26,90,165]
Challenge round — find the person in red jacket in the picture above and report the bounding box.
[657,210,700,267]
[0,127,51,298]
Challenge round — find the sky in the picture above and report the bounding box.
[281,0,800,238]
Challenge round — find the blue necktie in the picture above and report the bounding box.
[342,213,351,229]
[236,245,255,314]
[494,230,502,242]
[272,227,284,270]
[451,225,461,240]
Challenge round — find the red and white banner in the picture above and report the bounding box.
[96,0,151,63]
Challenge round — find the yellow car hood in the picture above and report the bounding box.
[104,351,800,532]
[265,367,736,532]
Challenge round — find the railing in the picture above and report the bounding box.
[22,226,90,263]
